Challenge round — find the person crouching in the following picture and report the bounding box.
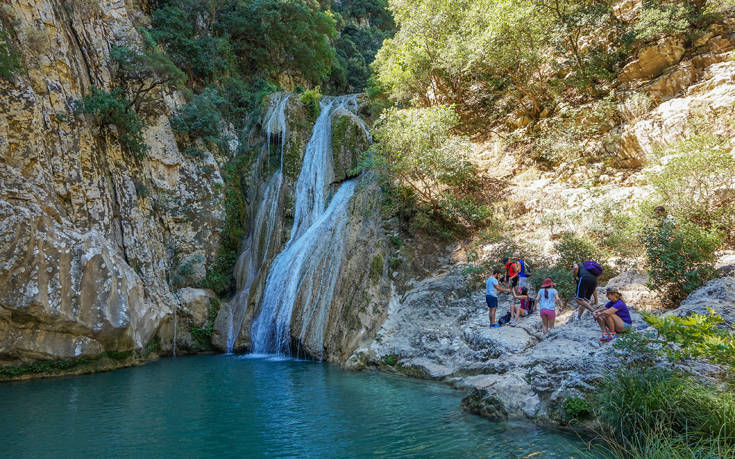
[593,286,633,342]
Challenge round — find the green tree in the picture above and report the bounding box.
[110,30,186,113]
[78,86,148,158]
[360,105,492,233]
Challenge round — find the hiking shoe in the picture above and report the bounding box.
[490,323,500,328]
[599,333,610,342]
[510,319,517,326]
[608,333,617,342]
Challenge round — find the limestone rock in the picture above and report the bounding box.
[669,277,735,323]
[0,0,224,366]
[619,36,686,82]
[599,270,660,311]
[619,60,735,163]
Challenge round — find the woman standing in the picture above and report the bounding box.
[536,278,563,335]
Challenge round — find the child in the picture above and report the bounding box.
[509,287,530,327]
[593,286,633,342]
[503,257,517,288]
[486,269,511,328]
[535,278,563,335]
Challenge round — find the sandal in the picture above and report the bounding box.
[599,333,610,342]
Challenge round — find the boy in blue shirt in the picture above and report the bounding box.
[486,269,512,327]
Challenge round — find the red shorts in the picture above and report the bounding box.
[540,309,556,320]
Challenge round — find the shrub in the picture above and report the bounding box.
[299,87,322,121]
[642,221,722,306]
[0,27,21,79]
[202,150,252,296]
[530,266,575,301]
[171,88,225,141]
[644,310,735,367]
[78,86,148,158]
[554,231,603,270]
[189,297,221,350]
[648,132,735,243]
[624,1,693,44]
[563,396,592,421]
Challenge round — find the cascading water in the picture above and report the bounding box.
[224,93,290,353]
[250,95,364,357]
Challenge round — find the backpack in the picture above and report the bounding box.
[527,298,536,314]
[497,311,512,326]
[583,260,603,277]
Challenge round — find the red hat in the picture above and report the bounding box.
[541,278,557,288]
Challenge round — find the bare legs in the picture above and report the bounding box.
[488,308,496,325]
[510,304,526,323]
[576,298,595,319]
[596,313,625,334]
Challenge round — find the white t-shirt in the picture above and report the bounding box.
[538,288,558,310]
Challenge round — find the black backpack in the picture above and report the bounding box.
[497,312,512,326]
[527,298,536,314]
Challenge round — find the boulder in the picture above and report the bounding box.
[619,36,686,82]
[668,277,735,323]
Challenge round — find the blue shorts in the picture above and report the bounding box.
[486,295,498,309]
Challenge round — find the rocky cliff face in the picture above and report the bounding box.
[0,0,225,365]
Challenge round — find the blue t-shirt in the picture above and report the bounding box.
[486,276,499,297]
[605,299,632,324]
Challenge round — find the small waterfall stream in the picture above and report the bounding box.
[224,93,290,353]
[250,95,363,357]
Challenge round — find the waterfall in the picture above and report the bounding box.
[250,95,362,357]
[224,93,290,353]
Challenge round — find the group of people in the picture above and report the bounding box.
[485,258,633,341]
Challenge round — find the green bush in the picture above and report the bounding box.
[78,86,148,158]
[299,87,322,121]
[554,231,602,270]
[171,88,225,141]
[648,132,735,243]
[563,396,592,421]
[642,221,722,306]
[644,310,735,367]
[624,0,693,44]
[0,27,21,80]
[595,367,735,454]
[530,266,575,301]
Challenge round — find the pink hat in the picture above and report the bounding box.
[541,278,557,288]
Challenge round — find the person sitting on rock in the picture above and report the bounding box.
[486,269,512,328]
[509,287,530,327]
[593,286,633,342]
[536,278,562,335]
[572,261,600,321]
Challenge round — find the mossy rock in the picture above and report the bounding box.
[331,110,370,183]
[282,99,313,181]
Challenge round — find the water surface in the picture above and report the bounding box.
[0,355,584,458]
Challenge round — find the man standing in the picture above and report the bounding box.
[487,269,511,328]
